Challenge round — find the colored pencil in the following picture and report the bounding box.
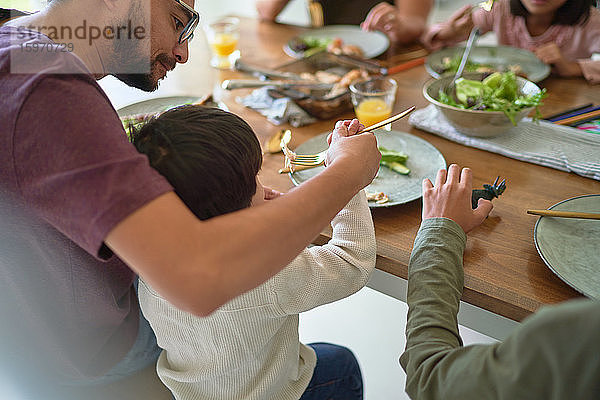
[549,105,600,122]
[555,109,600,126]
[543,103,593,121]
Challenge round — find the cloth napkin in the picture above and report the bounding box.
[409,105,600,181]
[237,87,317,127]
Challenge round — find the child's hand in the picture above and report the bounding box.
[422,164,493,234]
[534,43,582,77]
[422,5,474,51]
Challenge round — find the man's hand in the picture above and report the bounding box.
[325,119,381,191]
[422,164,493,233]
[534,43,583,77]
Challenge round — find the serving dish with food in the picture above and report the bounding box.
[426,45,550,83]
[229,55,377,120]
[423,71,545,137]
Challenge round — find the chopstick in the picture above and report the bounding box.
[357,106,417,133]
[527,209,600,220]
[554,109,600,126]
[544,103,594,121]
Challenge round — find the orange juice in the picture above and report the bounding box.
[210,33,238,56]
[355,98,392,127]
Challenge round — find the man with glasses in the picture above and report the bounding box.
[0,1,381,399]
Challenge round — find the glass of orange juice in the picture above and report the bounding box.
[204,17,240,70]
[349,77,398,130]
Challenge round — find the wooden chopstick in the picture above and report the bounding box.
[527,209,600,220]
[357,106,416,133]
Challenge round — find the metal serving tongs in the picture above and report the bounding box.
[445,26,481,100]
[222,79,335,90]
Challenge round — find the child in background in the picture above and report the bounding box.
[132,105,376,400]
[423,0,600,84]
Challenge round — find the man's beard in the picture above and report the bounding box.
[106,1,177,92]
[114,52,177,92]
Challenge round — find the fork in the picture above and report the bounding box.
[288,105,416,168]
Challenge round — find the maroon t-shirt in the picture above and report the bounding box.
[0,26,172,384]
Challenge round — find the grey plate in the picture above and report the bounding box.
[117,96,226,117]
[290,130,446,207]
[426,45,550,83]
[534,195,600,299]
[284,25,390,59]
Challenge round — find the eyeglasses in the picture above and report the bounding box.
[173,0,199,44]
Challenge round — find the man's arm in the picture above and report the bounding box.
[255,0,291,21]
[106,121,381,317]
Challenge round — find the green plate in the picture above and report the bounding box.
[289,130,446,207]
[284,25,390,59]
[426,45,550,83]
[534,195,600,299]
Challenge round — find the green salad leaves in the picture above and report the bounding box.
[438,71,546,125]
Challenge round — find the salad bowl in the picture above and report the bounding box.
[423,72,543,137]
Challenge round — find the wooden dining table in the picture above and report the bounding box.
[103,16,600,340]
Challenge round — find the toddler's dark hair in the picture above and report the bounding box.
[510,0,595,25]
[131,105,262,220]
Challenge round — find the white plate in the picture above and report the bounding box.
[534,194,600,299]
[284,25,390,59]
[289,130,446,207]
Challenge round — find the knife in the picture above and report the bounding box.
[222,79,334,90]
[304,50,388,75]
[234,59,303,81]
[330,53,388,75]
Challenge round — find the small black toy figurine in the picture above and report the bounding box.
[471,176,506,209]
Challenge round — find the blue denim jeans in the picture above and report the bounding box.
[300,342,363,400]
[72,278,161,386]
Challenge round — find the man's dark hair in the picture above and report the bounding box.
[131,105,263,220]
[510,0,595,25]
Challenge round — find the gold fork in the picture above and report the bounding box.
[478,0,496,12]
[287,106,416,168]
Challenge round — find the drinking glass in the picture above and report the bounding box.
[349,77,398,130]
[204,17,240,70]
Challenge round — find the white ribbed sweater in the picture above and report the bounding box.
[138,191,376,400]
